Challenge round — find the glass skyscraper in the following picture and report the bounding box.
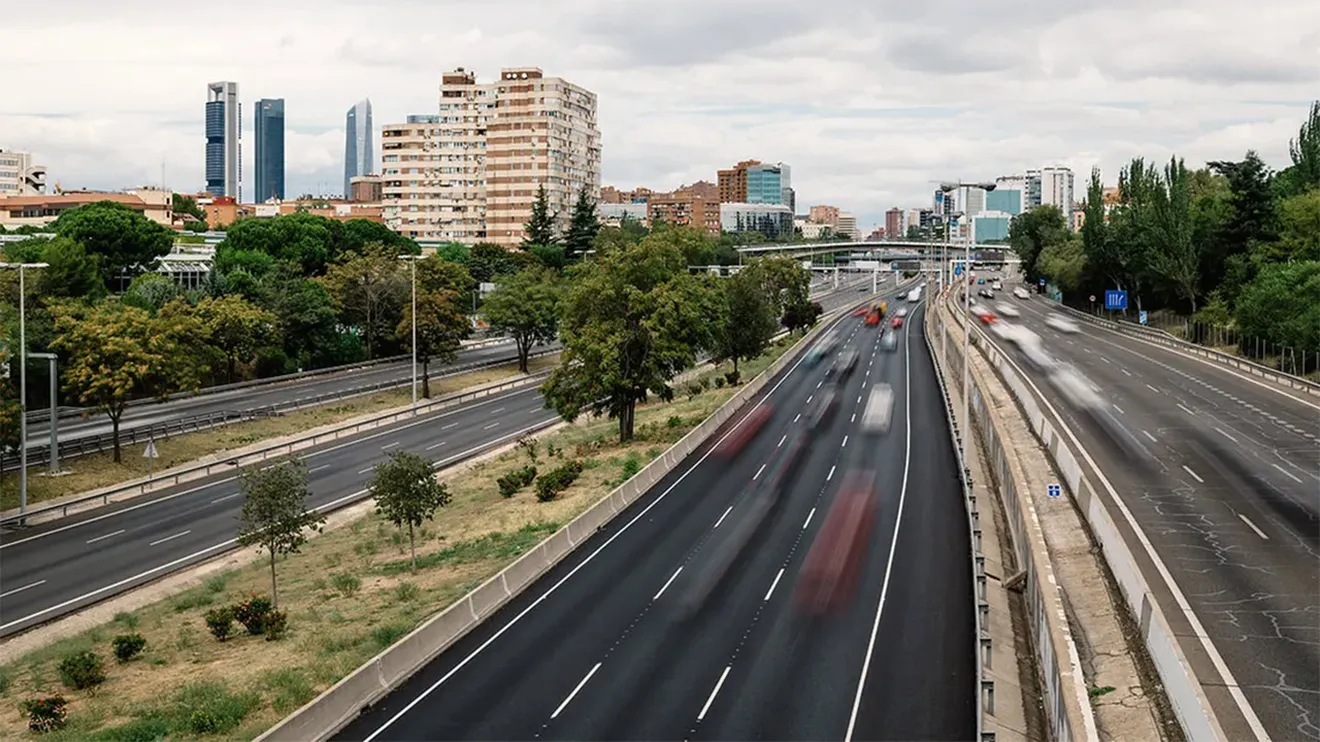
[344,99,373,198]
[254,98,285,203]
[205,82,240,198]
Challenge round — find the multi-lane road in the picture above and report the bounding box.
[977,281,1320,742]
[332,291,977,740]
[0,279,881,639]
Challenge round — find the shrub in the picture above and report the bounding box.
[233,595,273,635]
[700,376,712,390]
[21,696,68,733]
[546,442,561,458]
[204,574,228,594]
[535,459,585,502]
[497,465,538,497]
[170,681,260,736]
[57,650,106,690]
[394,582,421,602]
[517,434,539,462]
[686,382,703,400]
[264,610,289,641]
[725,370,741,386]
[618,453,642,483]
[714,376,726,388]
[667,415,683,428]
[204,607,235,641]
[330,572,361,597]
[112,633,147,663]
[113,611,140,630]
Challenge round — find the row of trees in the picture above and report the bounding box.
[1012,101,1320,364]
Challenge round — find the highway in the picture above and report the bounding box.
[0,281,878,639]
[975,280,1320,742]
[21,275,866,452]
[332,291,977,740]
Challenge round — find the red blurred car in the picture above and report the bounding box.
[890,316,903,329]
[793,470,879,616]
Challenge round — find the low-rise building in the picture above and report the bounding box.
[720,202,793,240]
[598,202,648,227]
[0,191,171,229]
[0,149,46,196]
[204,196,383,230]
[350,175,383,203]
[649,186,721,236]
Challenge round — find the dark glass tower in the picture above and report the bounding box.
[254,98,286,202]
[205,82,239,198]
[344,99,373,198]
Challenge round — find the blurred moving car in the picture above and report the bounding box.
[879,330,898,351]
[1013,287,1030,299]
[792,470,878,617]
[895,307,908,318]
[994,302,1020,317]
[835,350,859,379]
[860,384,895,433]
[1049,365,1104,410]
[809,389,839,429]
[1045,315,1080,334]
[890,316,904,329]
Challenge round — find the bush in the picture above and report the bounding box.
[330,572,361,597]
[264,609,289,641]
[535,460,585,502]
[170,681,260,736]
[546,442,561,458]
[112,633,147,663]
[57,650,106,690]
[725,370,741,386]
[618,453,642,483]
[497,465,538,497]
[700,376,712,390]
[714,376,726,388]
[204,607,235,641]
[517,434,540,462]
[233,595,272,635]
[21,696,68,733]
[686,382,703,400]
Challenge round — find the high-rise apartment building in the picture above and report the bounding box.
[382,67,600,247]
[254,98,285,203]
[205,82,240,199]
[720,161,792,207]
[345,99,374,199]
[0,149,46,196]
[957,185,987,217]
[648,184,721,236]
[1040,167,1075,221]
[884,208,903,239]
[835,212,858,241]
[717,160,760,203]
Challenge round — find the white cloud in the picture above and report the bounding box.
[2,0,1318,230]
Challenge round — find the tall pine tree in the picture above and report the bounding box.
[523,184,559,248]
[563,186,601,261]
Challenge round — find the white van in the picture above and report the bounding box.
[860,385,895,433]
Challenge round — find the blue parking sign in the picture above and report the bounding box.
[1104,290,1128,311]
[1047,484,1061,498]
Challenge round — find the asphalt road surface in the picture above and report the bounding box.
[981,283,1320,742]
[333,293,976,741]
[0,280,878,638]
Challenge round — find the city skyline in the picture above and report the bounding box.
[4,1,1319,228]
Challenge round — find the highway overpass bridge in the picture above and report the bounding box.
[735,240,1013,263]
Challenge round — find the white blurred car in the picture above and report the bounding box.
[994,302,1020,318]
[860,385,895,433]
[1045,315,1080,334]
[1013,287,1030,300]
[1049,366,1103,410]
[896,307,908,318]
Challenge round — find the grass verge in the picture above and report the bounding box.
[0,355,560,512]
[0,334,804,741]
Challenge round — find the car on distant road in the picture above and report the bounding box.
[1045,315,1080,334]
[1013,287,1030,300]
[994,302,1020,317]
[890,316,904,329]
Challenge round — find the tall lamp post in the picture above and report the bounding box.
[0,261,50,522]
[398,255,423,415]
[938,182,995,462]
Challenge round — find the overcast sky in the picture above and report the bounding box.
[5,0,1319,230]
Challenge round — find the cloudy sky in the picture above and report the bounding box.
[5,0,1319,230]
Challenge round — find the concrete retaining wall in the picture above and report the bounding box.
[256,295,880,742]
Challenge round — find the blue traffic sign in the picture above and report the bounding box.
[1038,278,1046,286]
[1047,483,1062,498]
[890,262,897,270]
[953,264,963,277]
[1104,290,1128,311]
[1138,310,1148,325]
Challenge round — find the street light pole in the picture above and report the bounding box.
[398,255,422,414]
[0,261,50,522]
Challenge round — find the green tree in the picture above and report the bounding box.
[1009,205,1070,284]
[1208,151,1277,299]
[715,268,777,375]
[235,458,326,608]
[1080,167,1117,289]
[51,303,205,462]
[370,451,451,572]
[172,193,206,221]
[467,243,516,285]
[1107,158,1162,309]
[50,201,174,288]
[523,185,559,247]
[1270,191,1320,263]
[1279,102,1320,197]
[1151,156,1201,311]
[1234,261,1320,354]
[269,277,352,370]
[482,267,561,373]
[562,187,601,262]
[1036,237,1088,294]
[397,288,470,398]
[741,255,811,324]
[187,294,280,382]
[541,232,719,442]
[2,236,105,301]
[322,246,407,357]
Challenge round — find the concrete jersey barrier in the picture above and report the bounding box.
[928,296,1097,742]
[255,287,908,742]
[949,295,1227,741]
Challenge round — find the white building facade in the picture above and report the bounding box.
[0,150,46,196]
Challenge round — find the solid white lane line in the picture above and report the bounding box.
[1238,514,1269,540]
[802,508,816,530]
[1177,403,1196,416]
[1145,384,1161,394]
[483,422,500,430]
[1182,465,1204,483]
[551,662,602,719]
[697,666,732,721]
[1272,464,1303,484]
[841,435,849,448]
[425,441,447,451]
[753,464,767,481]
[86,529,126,544]
[491,408,505,415]
[441,422,459,430]
[763,568,785,601]
[210,493,241,504]
[309,464,331,474]
[0,580,46,598]
[357,466,374,475]
[381,441,400,450]
[653,567,683,600]
[1215,427,1239,444]
[713,506,733,529]
[149,530,191,547]
[778,434,787,447]
[827,465,836,481]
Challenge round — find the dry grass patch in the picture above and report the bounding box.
[0,354,560,511]
[0,338,801,741]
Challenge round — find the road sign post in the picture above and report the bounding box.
[1104,290,1128,311]
[1139,310,1148,325]
[144,439,159,479]
[1089,294,1096,312]
[1047,483,1061,498]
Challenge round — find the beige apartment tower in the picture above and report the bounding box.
[382,66,601,246]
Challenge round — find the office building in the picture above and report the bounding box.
[717,160,760,203]
[720,202,793,239]
[253,98,285,203]
[885,208,903,240]
[345,99,374,199]
[835,212,858,241]
[381,67,600,246]
[205,82,240,199]
[1040,167,1075,221]
[957,186,986,217]
[973,211,1013,242]
[721,160,791,207]
[986,189,1023,215]
[0,149,46,196]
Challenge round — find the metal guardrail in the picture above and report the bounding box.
[1,369,557,528]
[4,348,559,471]
[920,295,996,741]
[1045,300,1320,398]
[21,336,518,423]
